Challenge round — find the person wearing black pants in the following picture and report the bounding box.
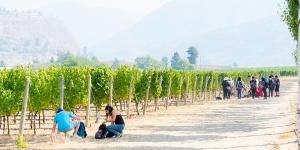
[222,77,230,100]
[275,75,280,97]
[260,77,268,99]
[250,76,257,99]
[268,75,274,97]
[236,77,244,99]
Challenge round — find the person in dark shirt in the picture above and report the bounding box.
[274,75,280,97]
[250,76,257,99]
[222,77,230,100]
[104,105,125,137]
[236,77,244,99]
[268,75,275,97]
[260,77,268,99]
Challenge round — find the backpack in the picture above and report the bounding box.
[237,81,244,89]
[269,79,274,88]
[275,79,280,86]
[250,80,256,89]
[95,123,107,139]
[95,123,115,139]
[77,122,87,138]
[264,81,268,88]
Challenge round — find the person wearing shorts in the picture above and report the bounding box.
[51,107,81,139]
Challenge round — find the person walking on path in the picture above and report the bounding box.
[222,77,231,100]
[260,77,268,99]
[236,77,244,99]
[268,75,275,97]
[275,75,280,97]
[250,76,257,99]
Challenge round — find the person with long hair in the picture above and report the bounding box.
[104,105,125,137]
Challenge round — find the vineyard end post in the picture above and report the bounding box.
[127,76,133,119]
[59,75,64,109]
[109,76,113,106]
[17,77,30,148]
[86,75,92,127]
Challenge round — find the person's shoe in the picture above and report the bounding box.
[72,134,82,139]
[114,133,122,138]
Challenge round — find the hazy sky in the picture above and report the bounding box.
[1,0,171,14]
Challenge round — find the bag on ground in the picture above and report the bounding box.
[77,122,87,138]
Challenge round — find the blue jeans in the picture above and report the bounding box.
[107,124,125,135]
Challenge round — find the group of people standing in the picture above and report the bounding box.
[222,75,280,100]
[249,75,280,99]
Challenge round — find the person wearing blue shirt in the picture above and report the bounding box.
[51,107,81,140]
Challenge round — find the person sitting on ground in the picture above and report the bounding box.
[51,107,81,141]
[275,75,280,97]
[104,105,125,138]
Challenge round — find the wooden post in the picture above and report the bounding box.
[109,76,113,106]
[216,76,219,99]
[7,116,9,135]
[184,76,189,105]
[199,76,204,100]
[38,112,41,128]
[166,77,172,110]
[33,113,36,135]
[3,116,5,134]
[192,76,197,103]
[95,107,99,123]
[17,77,30,148]
[204,76,209,100]
[210,76,214,100]
[86,75,92,127]
[178,77,183,106]
[143,78,151,115]
[127,76,133,119]
[155,76,163,111]
[59,75,64,109]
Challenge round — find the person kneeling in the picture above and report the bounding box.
[51,107,81,141]
[104,105,125,138]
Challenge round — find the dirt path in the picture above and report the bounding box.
[1,78,298,150]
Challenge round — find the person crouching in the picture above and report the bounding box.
[51,107,81,141]
[104,105,125,138]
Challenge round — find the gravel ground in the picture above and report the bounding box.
[1,78,298,150]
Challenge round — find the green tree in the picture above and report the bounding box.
[281,0,298,64]
[186,46,199,64]
[55,51,99,66]
[0,60,5,67]
[161,57,169,67]
[135,56,161,69]
[112,58,120,70]
[171,52,181,69]
[171,52,194,70]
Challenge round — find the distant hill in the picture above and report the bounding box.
[0,9,79,66]
[40,1,141,47]
[93,0,295,66]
